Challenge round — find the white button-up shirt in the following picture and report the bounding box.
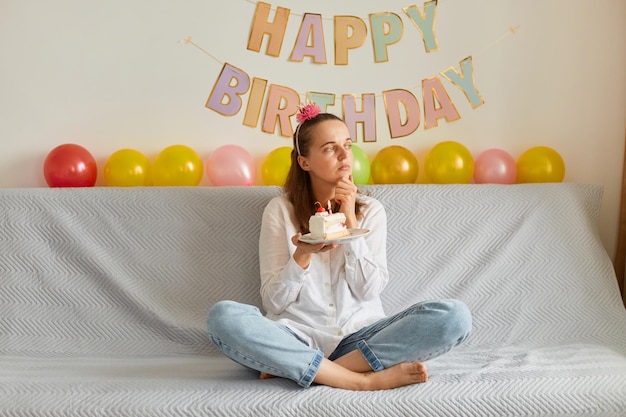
[259,194,389,356]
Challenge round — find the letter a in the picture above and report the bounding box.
[290,13,327,63]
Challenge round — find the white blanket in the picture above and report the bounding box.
[1,184,625,416]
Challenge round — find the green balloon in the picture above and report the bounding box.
[351,145,371,184]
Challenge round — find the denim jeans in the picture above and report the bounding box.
[207,299,472,388]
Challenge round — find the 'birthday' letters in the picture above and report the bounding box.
[206,56,483,141]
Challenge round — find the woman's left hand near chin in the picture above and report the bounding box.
[335,175,358,228]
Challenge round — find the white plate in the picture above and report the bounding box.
[299,229,370,245]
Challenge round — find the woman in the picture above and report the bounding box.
[207,104,472,390]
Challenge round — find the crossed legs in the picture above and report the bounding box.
[208,299,470,390]
[261,349,428,390]
[316,351,429,390]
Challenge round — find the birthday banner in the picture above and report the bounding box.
[202,1,487,142]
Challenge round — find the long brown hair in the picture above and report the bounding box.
[284,113,365,233]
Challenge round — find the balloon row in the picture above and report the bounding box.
[42,141,565,187]
[367,142,565,185]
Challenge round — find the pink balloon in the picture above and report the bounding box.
[474,148,516,184]
[206,145,256,186]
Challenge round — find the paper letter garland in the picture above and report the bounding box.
[194,1,518,140]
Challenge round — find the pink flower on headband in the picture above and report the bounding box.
[296,102,321,124]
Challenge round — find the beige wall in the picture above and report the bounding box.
[1,0,625,260]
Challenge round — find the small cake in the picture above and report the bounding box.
[309,208,350,240]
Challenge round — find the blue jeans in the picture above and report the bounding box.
[207,299,472,388]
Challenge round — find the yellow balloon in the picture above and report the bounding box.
[153,145,203,186]
[424,141,474,184]
[516,146,565,183]
[104,149,151,187]
[371,146,418,184]
[262,147,292,186]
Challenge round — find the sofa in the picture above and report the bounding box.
[1,183,625,417]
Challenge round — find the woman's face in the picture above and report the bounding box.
[298,119,354,185]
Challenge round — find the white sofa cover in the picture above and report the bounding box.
[1,183,625,416]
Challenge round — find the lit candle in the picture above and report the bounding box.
[327,200,332,214]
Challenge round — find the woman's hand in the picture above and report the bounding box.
[291,233,338,269]
[335,175,358,229]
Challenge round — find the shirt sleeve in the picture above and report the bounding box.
[258,196,308,315]
[342,197,389,301]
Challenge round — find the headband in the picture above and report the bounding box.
[295,102,321,156]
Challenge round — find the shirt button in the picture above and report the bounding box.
[329,303,335,308]
[324,282,330,287]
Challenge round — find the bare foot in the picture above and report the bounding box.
[259,372,276,380]
[313,358,428,391]
[361,362,428,390]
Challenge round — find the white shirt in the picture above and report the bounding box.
[259,194,389,356]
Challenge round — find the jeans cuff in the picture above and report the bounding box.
[298,349,324,388]
[357,340,384,371]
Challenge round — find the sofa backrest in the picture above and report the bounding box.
[1,184,624,357]
[374,184,625,350]
[1,187,280,356]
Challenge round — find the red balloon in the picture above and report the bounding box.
[43,143,97,187]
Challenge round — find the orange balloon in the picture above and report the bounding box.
[371,146,418,184]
